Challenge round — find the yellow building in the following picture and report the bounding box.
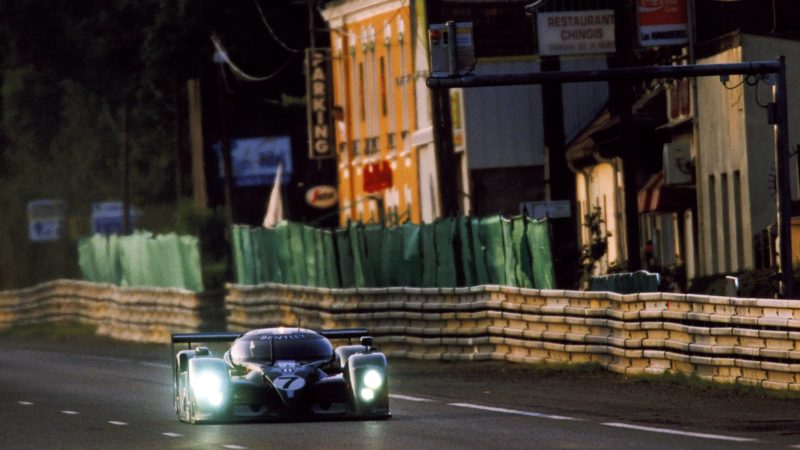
[321,0,425,225]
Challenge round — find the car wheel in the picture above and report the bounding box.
[178,373,194,423]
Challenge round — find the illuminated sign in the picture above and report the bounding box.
[536,10,615,56]
[305,185,338,209]
[91,201,140,235]
[215,136,292,187]
[363,161,393,193]
[306,48,335,160]
[638,0,688,47]
[27,199,66,241]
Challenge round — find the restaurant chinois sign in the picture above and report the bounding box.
[306,48,335,160]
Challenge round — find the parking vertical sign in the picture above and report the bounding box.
[306,48,335,160]
[27,199,66,242]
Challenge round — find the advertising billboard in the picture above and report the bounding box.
[537,10,616,56]
[216,136,292,187]
[638,0,688,47]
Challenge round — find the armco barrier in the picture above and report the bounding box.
[0,280,222,343]
[227,283,800,391]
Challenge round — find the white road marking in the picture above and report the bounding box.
[448,403,577,421]
[61,410,79,415]
[17,401,34,406]
[222,445,248,449]
[82,355,137,365]
[162,432,183,438]
[390,394,435,402]
[108,421,128,426]
[602,422,757,443]
[140,362,171,369]
[82,355,170,369]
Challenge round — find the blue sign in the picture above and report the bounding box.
[27,199,66,242]
[91,201,138,235]
[216,136,292,187]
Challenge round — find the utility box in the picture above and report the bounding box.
[663,142,693,185]
[429,22,475,77]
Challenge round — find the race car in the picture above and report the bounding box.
[171,327,390,423]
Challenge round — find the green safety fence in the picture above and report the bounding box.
[480,216,506,286]
[527,218,555,289]
[77,231,203,291]
[334,228,354,288]
[231,216,556,290]
[400,222,423,286]
[435,218,457,288]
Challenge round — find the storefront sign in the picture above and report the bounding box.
[520,200,572,219]
[306,185,338,209]
[537,10,615,56]
[363,161,393,193]
[90,201,139,235]
[216,136,292,187]
[306,48,335,159]
[27,199,66,242]
[638,0,688,47]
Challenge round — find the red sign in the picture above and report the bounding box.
[638,0,688,47]
[363,161,393,193]
[305,185,338,209]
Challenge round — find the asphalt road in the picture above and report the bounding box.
[3,335,800,449]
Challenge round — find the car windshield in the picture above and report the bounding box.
[230,332,333,364]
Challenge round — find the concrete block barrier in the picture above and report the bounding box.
[8,279,800,390]
[0,279,222,343]
[226,283,800,390]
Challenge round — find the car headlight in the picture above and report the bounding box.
[363,369,383,390]
[192,372,224,407]
[360,387,375,402]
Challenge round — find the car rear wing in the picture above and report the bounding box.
[317,328,369,341]
[171,328,369,349]
[172,332,242,345]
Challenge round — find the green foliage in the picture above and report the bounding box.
[0,0,312,289]
[578,206,611,288]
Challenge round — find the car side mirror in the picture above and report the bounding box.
[360,336,374,352]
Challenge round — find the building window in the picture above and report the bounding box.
[349,35,360,142]
[351,140,360,157]
[669,79,691,120]
[379,56,387,117]
[721,173,731,272]
[733,170,744,270]
[708,175,718,274]
[364,137,379,155]
[387,132,396,150]
[359,62,366,122]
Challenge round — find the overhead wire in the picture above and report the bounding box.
[211,33,297,83]
[722,73,772,109]
[253,0,301,53]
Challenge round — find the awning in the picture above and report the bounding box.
[637,172,695,213]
